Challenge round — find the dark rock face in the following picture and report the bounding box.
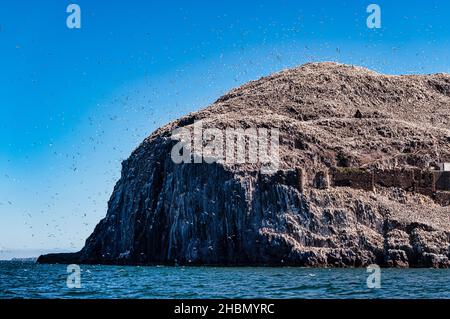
[38,63,450,268]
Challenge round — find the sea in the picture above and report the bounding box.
[0,261,449,299]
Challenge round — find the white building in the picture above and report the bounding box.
[437,163,450,171]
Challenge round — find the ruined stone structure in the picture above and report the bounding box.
[435,171,450,191]
[331,168,375,191]
[312,171,330,189]
[263,166,449,206]
[299,167,450,206]
[374,169,416,190]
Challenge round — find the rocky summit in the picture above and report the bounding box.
[38,62,450,268]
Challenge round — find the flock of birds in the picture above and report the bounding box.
[1,9,441,255]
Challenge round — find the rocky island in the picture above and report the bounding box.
[38,62,450,268]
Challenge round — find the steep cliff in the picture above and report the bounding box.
[38,63,450,267]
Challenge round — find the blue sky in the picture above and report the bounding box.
[1,0,450,258]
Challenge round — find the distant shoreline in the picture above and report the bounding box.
[0,249,74,261]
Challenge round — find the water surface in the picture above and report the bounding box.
[0,261,448,298]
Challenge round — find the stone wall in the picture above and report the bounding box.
[414,170,435,196]
[329,168,449,196]
[374,169,415,191]
[296,168,306,193]
[331,168,375,191]
[284,167,449,206]
[372,168,436,195]
[313,171,330,189]
[434,171,450,191]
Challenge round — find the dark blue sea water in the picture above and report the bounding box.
[0,261,449,299]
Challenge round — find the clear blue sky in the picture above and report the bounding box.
[1,0,450,257]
